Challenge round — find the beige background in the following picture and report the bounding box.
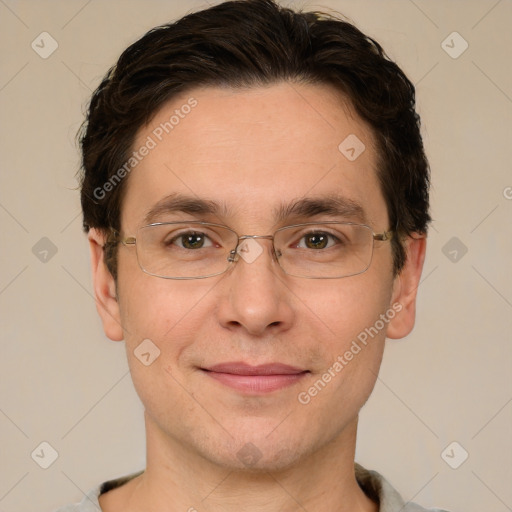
[1,1,511,511]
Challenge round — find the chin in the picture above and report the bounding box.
[215,444,309,474]
[197,427,326,474]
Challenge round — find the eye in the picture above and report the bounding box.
[296,231,340,250]
[169,231,214,250]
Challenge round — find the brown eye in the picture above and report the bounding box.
[181,233,206,249]
[169,232,213,249]
[305,233,328,249]
[298,232,338,250]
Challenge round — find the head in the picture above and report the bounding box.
[82,0,430,472]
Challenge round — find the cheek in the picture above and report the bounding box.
[116,264,217,366]
[293,278,393,417]
[116,277,212,421]
[294,271,394,351]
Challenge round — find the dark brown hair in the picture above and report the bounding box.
[79,0,431,278]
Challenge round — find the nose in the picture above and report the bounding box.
[215,237,295,337]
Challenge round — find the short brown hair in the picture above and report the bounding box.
[79,0,431,278]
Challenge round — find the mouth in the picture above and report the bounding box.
[201,362,310,394]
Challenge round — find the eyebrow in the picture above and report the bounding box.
[274,195,367,224]
[143,193,368,225]
[143,193,229,224]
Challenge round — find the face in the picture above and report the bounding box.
[90,82,425,471]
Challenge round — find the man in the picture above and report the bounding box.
[57,0,448,510]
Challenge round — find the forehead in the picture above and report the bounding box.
[122,82,387,231]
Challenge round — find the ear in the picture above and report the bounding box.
[88,228,124,341]
[386,234,427,339]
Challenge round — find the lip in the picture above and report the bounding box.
[202,362,309,393]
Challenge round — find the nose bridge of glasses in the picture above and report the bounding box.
[236,234,276,253]
[228,234,279,264]
[238,234,274,241]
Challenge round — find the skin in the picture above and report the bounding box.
[88,81,426,512]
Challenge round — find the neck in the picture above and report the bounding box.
[113,413,378,512]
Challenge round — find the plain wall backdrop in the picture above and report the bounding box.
[0,1,511,511]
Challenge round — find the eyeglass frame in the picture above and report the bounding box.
[107,220,394,280]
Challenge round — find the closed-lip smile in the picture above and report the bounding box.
[201,362,309,393]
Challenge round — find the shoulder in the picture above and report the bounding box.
[355,463,451,512]
[52,470,144,512]
[52,486,100,512]
[401,506,450,512]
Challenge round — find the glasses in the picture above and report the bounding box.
[109,221,393,280]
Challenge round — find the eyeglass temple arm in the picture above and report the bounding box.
[105,231,136,246]
[373,230,393,241]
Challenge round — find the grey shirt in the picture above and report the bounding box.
[54,463,450,512]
